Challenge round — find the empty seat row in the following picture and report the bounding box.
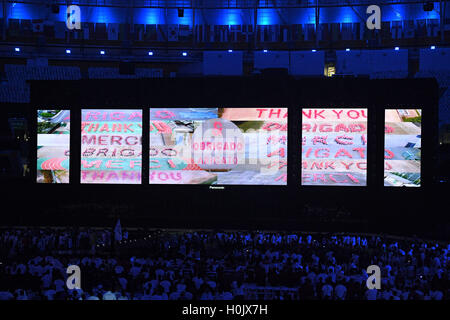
[5,64,82,81]
[87,67,163,79]
[0,82,30,103]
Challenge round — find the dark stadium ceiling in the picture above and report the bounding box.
[4,0,445,9]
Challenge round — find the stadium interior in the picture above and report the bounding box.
[0,0,449,303]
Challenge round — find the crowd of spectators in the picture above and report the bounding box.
[0,227,448,300]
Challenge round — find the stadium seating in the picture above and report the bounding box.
[415,70,450,126]
[4,64,82,81]
[415,70,450,87]
[0,64,163,102]
[370,71,409,79]
[88,67,163,79]
[336,49,408,76]
[0,81,30,103]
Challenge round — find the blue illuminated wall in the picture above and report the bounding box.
[3,2,446,25]
[196,9,253,25]
[133,8,195,25]
[134,8,166,25]
[257,9,281,25]
[319,4,440,23]
[382,3,440,21]
[7,3,127,23]
[258,8,315,25]
[166,9,193,25]
[7,3,37,20]
[80,7,125,24]
[287,8,316,25]
[319,6,363,23]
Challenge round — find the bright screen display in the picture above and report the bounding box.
[37,110,70,183]
[81,109,142,184]
[150,108,287,185]
[384,109,421,187]
[302,108,368,186]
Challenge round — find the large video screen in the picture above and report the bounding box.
[302,108,367,186]
[37,110,70,183]
[384,109,421,187]
[81,109,142,184]
[150,108,287,185]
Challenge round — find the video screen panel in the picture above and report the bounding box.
[81,109,142,184]
[384,109,421,187]
[150,108,287,185]
[37,110,70,183]
[302,108,367,186]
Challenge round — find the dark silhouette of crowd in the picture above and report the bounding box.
[0,227,448,300]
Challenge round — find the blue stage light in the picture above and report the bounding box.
[346,48,350,52]
[394,47,399,51]
[148,51,154,56]
[263,49,268,53]
[100,50,105,55]
[15,47,20,52]
[66,49,71,54]
[228,49,233,53]
[312,49,317,52]
[430,46,436,50]
[182,52,187,56]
